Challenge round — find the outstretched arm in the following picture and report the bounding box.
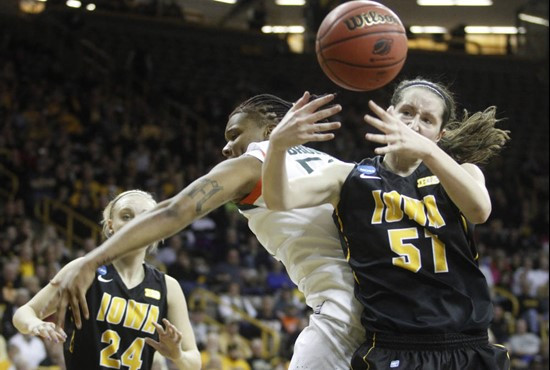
[49,155,261,329]
[262,92,353,211]
[365,100,491,223]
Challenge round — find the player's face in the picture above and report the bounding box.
[394,88,445,142]
[110,194,156,234]
[222,113,268,159]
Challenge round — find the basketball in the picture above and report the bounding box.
[316,0,408,92]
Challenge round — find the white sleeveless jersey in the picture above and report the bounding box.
[239,141,362,325]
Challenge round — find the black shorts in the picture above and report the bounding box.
[351,331,510,370]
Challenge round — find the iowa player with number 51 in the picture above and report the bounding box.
[13,190,201,370]
[262,80,511,370]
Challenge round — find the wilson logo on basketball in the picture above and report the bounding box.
[373,39,393,55]
[344,11,398,31]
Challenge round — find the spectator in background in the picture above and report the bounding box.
[7,331,47,369]
[248,337,271,370]
[210,248,244,290]
[157,234,184,267]
[0,262,21,306]
[265,260,293,293]
[1,288,30,341]
[189,308,209,350]
[218,281,257,324]
[167,249,199,296]
[490,304,513,344]
[200,331,229,370]
[218,319,252,359]
[507,318,541,369]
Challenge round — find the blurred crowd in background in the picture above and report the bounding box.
[0,7,548,370]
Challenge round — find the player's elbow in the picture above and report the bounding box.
[465,204,491,225]
[189,350,201,370]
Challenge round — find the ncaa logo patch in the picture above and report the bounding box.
[97,265,108,276]
[357,165,377,175]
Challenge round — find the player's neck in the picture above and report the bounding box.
[112,252,146,289]
[382,154,421,177]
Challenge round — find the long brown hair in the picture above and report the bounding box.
[392,78,510,164]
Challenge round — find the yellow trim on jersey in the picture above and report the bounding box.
[417,175,440,188]
[144,288,161,300]
[362,333,376,370]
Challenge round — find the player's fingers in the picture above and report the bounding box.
[311,133,335,142]
[309,105,342,123]
[365,133,389,144]
[152,321,166,336]
[56,294,69,329]
[301,93,336,113]
[54,325,67,340]
[364,114,388,132]
[368,100,389,117]
[69,293,82,329]
[313,122,341,133]
[78,289,89,320]
[144,337,161,351]
[291,91,310,111]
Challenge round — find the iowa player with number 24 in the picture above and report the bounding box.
[13,190,201,369]
[262,80,511,370]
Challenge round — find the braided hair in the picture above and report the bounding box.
[229,94,294,127]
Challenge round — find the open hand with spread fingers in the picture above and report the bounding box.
[145,318,184,362]
[30,321,67,343]
[364,100,439,160]
[43,257,95,330]
[269,91,342,152]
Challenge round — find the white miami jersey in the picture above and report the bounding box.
[239,141,361,324]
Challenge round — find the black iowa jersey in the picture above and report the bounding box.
[64,263,168,370]
[333,156,492,334]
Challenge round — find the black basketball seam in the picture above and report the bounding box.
[319,30,407,51]
[317,2,395,42]
[317,4,404,41]
[323,56,406,68]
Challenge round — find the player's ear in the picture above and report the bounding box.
[436,129,446,142]
[264,124,276,140]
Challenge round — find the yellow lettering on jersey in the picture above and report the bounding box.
[96,292,112,322]
[144,288,161,300]
[425,230,448,273]
[417,175,440,188]
[100,329,121,368]
[389,228,421,273]
[424,195,445,228]
[402,195,427,226]
[121,338,145,370]
[123,300,149,330]
[107,297,127,325]
[383,191,403,222]
[371,190,384,224]
[141,305,159,334]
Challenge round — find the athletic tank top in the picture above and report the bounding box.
[334,156,493,334]
[64,263,168,370]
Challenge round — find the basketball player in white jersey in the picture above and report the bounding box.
[46,92,364,369]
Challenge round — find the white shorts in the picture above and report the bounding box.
[289,301,365,370]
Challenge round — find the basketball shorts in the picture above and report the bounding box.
[350,331,510,370]
[289,300,365,370]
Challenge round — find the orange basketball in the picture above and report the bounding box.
[316,0,408,91]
